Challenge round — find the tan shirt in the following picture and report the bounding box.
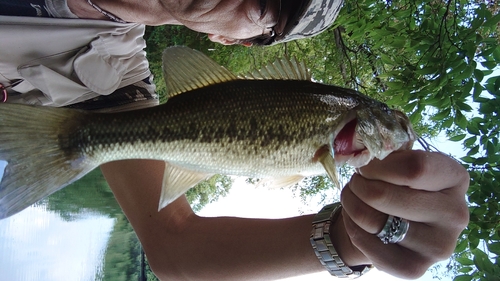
[0,15,152,107]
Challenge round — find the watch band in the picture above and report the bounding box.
[310,202,372,278]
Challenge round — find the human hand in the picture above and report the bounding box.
[335,150,470,279]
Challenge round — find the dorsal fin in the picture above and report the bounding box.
[242,56,311,81]
[162,46,238,98]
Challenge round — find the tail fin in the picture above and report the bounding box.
[0,103,96,219]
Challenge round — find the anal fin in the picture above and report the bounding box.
[158,163,211,211]
[258,175,304,189]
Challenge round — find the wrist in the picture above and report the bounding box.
[310,203,372,278]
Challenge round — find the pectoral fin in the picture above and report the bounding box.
[158,163,211,211]
[318,151,341,189]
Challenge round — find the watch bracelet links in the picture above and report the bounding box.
[310,202,372,278]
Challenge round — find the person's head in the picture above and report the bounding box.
[182,0,343,46]
[238,0,344,46]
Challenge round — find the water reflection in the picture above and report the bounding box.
[0,204,112,281]
[0,169,156,281]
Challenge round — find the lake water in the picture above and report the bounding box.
[0,169,156,281]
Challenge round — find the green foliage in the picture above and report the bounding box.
[145,26,218,102]
[335,0,500,279]
[290,165,353,207]
[334,1,500,279]
[185,174,233,212]
[99,215,141,281]
[335,0,499,136]
[291,176,338,206]
[98,214,159,281]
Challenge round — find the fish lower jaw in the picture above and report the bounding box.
[334,150,372,168]
[333,140,407,168]
[333,119,372,167]
[333,144,372,168]
[335,139,409,168]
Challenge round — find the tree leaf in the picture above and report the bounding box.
[455,110,468,129]
[456,238,469,252]
[456,257,475,266]
[473,82,484,100]
[454,275,473,281]
[474,69,484,82]
[456,101,473,112]
[461,155,476,163]
[467,145,479,156]
[467,122,481,135]
[475,157,488,165]
[481,61,497,70]
[473,248,495,274]
[379,53,394,65]
[442,117,454,128]
[416,66,438,76]
[431,108,451,121]
[493,47,500,61]
[457,266,473,273]
[449,134,467,142]
[483,12,500,28]
[409,110,422,124]
[464,136,477,147]
[486,141,496,155]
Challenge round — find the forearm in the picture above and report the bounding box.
[154,214,325,281]
[100,160,327,280]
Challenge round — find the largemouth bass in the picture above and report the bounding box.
[0,46,416,219]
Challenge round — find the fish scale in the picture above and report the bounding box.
[0,47,416,219]
[68,80,352,177]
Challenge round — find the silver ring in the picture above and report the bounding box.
[376,216,410,244]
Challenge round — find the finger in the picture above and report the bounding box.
[341,184,387,234]
[357,150,469,193]
[341,183,459,259]
[343,197,460,260]
[342,211,433,279]
[348,173,469,225]
[397,222,461,261]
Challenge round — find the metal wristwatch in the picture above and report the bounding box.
[310,202,372,278]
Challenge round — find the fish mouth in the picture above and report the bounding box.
[332,111,415,168]
[333,119,371,167]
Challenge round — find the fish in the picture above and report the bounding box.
[0,46,416,219]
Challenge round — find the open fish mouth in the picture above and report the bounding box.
[333,118,371,167]
[332,110,415,168]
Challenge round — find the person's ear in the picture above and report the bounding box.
[207,34,239,45]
